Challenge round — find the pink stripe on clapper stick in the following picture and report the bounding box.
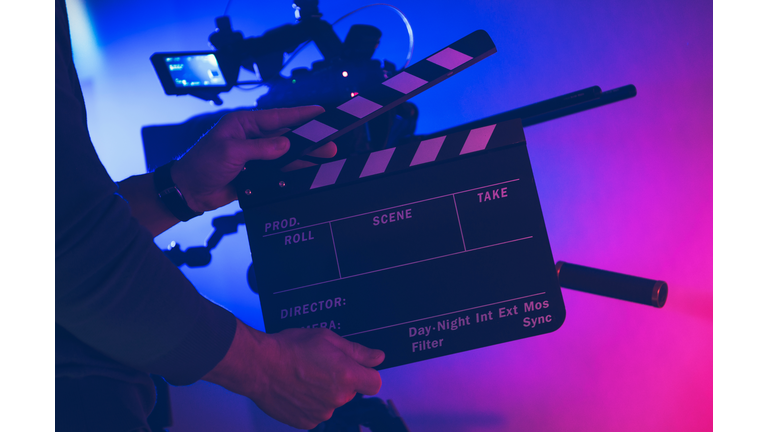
[360,148,396,178]
[411,136,446,166]
[310,159,346,189]
[460,124,496,155]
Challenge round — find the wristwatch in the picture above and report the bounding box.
[153,160,203,222]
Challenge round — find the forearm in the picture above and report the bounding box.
[117,172,181,237]
[55,187,237,384]
[202,319,272,396]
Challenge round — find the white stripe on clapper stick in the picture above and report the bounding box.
[460,124,496,155]
[382,72,428,94]
[426,47,473,70]
[337,96,382,119]
[310,159,346,189]
[410,136,446,166]
[292,120,338,143]
[360,148,396,178]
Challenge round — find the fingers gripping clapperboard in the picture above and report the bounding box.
[235,30,566,370]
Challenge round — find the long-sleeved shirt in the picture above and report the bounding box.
[55,0,236,390]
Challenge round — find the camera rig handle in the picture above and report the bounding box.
[208,2,343,83]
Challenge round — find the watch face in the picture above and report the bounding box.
[154,162,202,221]
[158,186,182,198]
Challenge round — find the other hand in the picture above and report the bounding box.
[203,321,384,429]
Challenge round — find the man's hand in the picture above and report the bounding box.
[118,106,334,237]
[203,320,385,430]
[172,106,337,213]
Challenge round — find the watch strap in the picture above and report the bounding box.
[153,161,203,222]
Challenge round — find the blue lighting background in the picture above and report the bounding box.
[66,0,713,430]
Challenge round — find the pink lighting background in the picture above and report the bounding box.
[69,0,713,430]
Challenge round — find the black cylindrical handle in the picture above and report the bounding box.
[556,261,668,308]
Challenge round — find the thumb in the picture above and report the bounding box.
[332,337,385,368]
[238,136,290,163]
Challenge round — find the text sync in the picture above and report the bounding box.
[523,314,552,328]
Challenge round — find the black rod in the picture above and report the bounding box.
[522,84,637,127]
[414,84,637,142]
[419,85,603,140]
[556,261,668,308]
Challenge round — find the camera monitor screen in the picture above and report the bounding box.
[151,51,231,95]
[165,54,225,87]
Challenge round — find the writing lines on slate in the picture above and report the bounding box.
[452,195,468,251]
[273,235,533,295]
[262,178,531,295]
[341,292,547,338]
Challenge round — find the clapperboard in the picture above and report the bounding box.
[236,30,566,369]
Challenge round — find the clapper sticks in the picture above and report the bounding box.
[236,29,497,203]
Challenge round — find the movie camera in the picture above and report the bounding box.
[149,1,418,158]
